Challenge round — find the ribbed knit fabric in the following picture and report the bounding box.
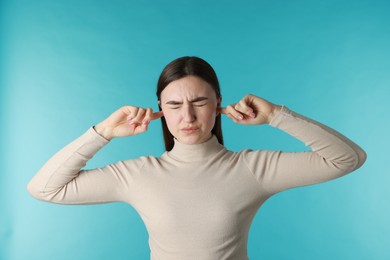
[27,106,366,260]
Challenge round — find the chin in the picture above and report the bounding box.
[176,133,210,145]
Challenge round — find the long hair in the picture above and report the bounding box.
[156,56,223,151]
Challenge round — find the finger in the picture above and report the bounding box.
[131,108,147,125]
[126,106,138,121]
[218,107,241,121]
[142,108,153,125]
[236,100,256,118]
[217,107,227,115]
[133,120,149,135]
[226,113,239,123]
[151,110,164,120]
[225,104,244,120]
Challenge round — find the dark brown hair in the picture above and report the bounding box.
[156,56,223,151]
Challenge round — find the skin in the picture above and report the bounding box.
[94,76,282,141]
[159,76,221,145]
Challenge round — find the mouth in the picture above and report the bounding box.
[181,127,199,133]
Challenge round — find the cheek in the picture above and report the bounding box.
[204,105,217,117]
[162,110,179,128]
[199,107,217,125]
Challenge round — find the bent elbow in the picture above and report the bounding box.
[348,146,367,172]
[355,147,367,170]
[336,147,367,175]
[27,179,43,200]
[27,178,52,202]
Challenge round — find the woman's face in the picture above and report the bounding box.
[160,76,220,145]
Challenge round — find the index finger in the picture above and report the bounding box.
[151,111,164,120]
[217,107,228,115]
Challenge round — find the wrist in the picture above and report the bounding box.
[94,123,113,141]
[267,105,282,124]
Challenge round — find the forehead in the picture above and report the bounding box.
[160,76,215,100]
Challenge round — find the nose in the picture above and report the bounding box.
[183,104,196,123]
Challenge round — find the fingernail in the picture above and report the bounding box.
[250,113,256,118]
[237,115,243,120]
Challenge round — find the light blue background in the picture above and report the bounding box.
[1,0,389,259]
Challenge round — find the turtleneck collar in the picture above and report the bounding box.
[166,135,225,162]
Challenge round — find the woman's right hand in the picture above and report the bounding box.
[94,106,164,140]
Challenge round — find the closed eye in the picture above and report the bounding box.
[165,97,209,108]
[169,104,205,109]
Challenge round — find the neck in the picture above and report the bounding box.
[167,135,225,162]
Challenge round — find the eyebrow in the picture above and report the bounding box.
[165,97,208,105]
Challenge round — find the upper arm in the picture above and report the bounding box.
[28,158,146,205]
[243,149,357,195]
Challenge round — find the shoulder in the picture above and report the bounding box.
[215,147,258,162]
[119,154,162,169]
[235,148,280,163]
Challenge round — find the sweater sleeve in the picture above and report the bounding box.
[27,127,144,205]
[243,106,367,195]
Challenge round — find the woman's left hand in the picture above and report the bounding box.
[219,94,282,125]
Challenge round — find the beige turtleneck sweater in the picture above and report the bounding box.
[27,106,366,260]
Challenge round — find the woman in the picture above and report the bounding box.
[27,56,366,260]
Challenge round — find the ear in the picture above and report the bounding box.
[158,100,161,109]
[216,96,222,116]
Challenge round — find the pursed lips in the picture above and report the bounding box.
[181,127,199,132]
